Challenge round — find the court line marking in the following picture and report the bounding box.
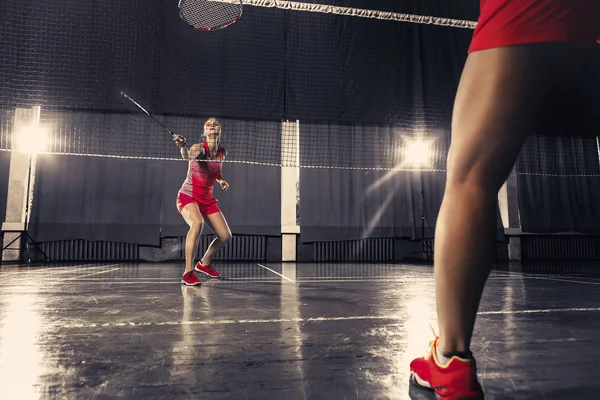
[525,276,600,286]
[0,262,96,273]
[59,268,122,281]
[32,275,527,281]
[0,275,565,286]
[0,263,123,276]
[257,263,295,282]
[59,307,600,329]
[45,263,123,275]
[478,307,600,315]
[491,269,600,279]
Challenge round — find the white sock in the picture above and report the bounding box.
[435,348,453,366]
[436,347,471,366]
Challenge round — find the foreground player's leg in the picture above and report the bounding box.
[409,42,593,400]
[195,211,232,278]
[180,203,204,286]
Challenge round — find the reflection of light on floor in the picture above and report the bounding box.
[404,294,438,357]
[280,263,306,398]
[170,285,204,383]
[365,282,438,399]
[502,273,526,364]
[0,292,44,400]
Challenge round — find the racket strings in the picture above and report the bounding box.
[179,0,242,30]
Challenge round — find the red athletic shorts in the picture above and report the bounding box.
[176,192,221,216]
[469,0,600,53]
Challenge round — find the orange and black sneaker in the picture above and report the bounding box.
[409,337,484,400]
[181,270,201,286]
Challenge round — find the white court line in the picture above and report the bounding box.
[493,269,600,285]
[45,263,123,275]
[0,275,541,286]
[526,276,600,286]
[0,263,122,276]
[60,268,122,281]
[478,307,600,315]
[60,306,600,329]
[257,263,295,282]
[0,262,93,273]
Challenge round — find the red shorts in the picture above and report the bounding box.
[176,192,221,216]
[469,0,600,53]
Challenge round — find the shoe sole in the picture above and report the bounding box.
[181,280,201,286]
[408,379,437,400]
[408,377,484,400]
[194,268,220,279]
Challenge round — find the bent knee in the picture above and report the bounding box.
[219,231,232,243]
[188,219,204,232]
[445,146,513,194]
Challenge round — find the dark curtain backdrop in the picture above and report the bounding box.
[300,165,506,243]
[300,168,445,242]
[29,154,164,245]
[516,135,600,234]
[514,52,600,234]
[285,8,471,123]
[0,0,286,119]
[29,155,281,244]
[4,0,600,240]
[0,0,473,123]
[299,122,448,242]
[0,151,10,224]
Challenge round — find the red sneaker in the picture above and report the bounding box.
[181,270,201,286]
[194,261,220,278]
[409,337,484,400]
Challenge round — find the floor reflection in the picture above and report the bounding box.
[0,289,46,400]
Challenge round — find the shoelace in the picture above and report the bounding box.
[425,324,439,354]
[426,325,474,361]
[202,264,215,273]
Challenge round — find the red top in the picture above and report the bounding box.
[179,142,224,202]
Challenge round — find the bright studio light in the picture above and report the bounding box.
[14,124,49,154]
[402,137,433,168]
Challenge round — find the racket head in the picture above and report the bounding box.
[178,0,243,31]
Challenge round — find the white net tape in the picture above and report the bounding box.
[211,0,478,29]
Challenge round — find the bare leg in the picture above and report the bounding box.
[435,42,594,356]
[180,203,204,273]
[200,211,232,265]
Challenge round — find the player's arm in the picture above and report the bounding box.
[216,147,229,190]
[174,135,205,160]
[216,147,228,181]
[189,144,206,160]
[174,135,189,159]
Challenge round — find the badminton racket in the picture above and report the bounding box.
[178,0,243,31]
[120,91,177,139]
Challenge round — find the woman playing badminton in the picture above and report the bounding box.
[173,118,232,286]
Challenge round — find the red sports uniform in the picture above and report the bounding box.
[469,0,600,53]
[176,142,225,216]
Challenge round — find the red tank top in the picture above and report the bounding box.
[179,142,224,201]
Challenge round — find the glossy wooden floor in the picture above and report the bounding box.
[0,261,598,399]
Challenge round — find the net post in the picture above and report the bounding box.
[2,106,40,263]
[281,120,300,262]
[500,168,522,261]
